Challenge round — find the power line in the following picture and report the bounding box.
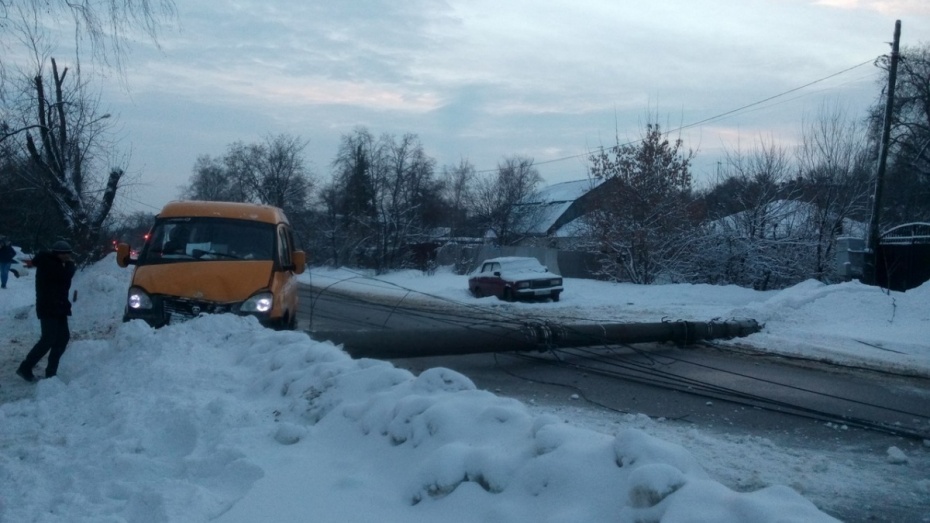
[475,57,879,175]
[674,58,877,132]
[304,276,929,440]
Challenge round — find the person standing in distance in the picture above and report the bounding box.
[0,236,15,289]
[16,240,77,382]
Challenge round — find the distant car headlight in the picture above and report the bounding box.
[241,292,273,313]
[127,286,153,310]
[516,281,530,289]
[551,278,562,286]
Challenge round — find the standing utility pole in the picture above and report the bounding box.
[866,20,901,284]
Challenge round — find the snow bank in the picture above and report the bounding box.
[0,313,837,522]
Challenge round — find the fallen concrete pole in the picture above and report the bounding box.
[311,318,762,359]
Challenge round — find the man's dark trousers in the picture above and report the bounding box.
[21,317,71,377]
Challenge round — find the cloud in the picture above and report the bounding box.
[68,0,930,211]
[813,0,930,16]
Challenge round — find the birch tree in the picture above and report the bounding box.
[0,0,176,79]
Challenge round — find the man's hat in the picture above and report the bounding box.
[51,240,73,253]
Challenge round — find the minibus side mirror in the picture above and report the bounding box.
[116,243,136,267]
[291,250,306,274]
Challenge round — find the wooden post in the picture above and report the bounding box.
[866,20,901,284]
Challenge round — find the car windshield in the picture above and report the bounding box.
[137,217,275,265]
[500,258,547,273]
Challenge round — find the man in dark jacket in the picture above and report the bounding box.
[16,240,77,382]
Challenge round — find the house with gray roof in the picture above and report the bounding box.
[516,178,605,246]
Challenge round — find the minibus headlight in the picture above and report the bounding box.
[242,292,273,313]
[127,287,153,310]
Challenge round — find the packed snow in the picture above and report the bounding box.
[310,266,930,377]
[1,256,928,522]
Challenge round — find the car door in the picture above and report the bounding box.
[474,262,496,296]
[485,261,505,298]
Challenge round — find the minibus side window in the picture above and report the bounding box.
[276,225,292,269]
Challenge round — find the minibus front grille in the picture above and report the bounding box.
[163,298,232,323]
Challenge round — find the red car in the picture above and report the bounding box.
[468,256,563,302]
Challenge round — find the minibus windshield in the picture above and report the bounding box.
[138,217,276,265]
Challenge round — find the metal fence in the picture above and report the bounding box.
[836,223,930,292]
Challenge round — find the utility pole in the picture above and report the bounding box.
[866,20,901,285]
[313,319,762,359]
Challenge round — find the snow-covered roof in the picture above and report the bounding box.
[519,179,603,235]
[526,179,602,204]
[709,200,867,239]
[551,215,592,238]
[522,202,574,235]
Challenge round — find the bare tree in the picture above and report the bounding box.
[324,128,379,267]
[321,128,443,271]
[220,142,263,203]
[252,134,312,214]
[439,159,475,237]
[471,155,543,246]
[796,102,872,281]
[183,155,236,202]
[868,44,930,224]
[182,134,314,216]
[0,1,172,258]
[2,57,124,259]
[0,133,65,251]
[315,182,343,265]
[694,139,807,289]
[691,107,871,289]
[0,0,176,77]
[371,132,436,271]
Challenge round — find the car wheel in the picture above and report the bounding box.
[472,287,482,298]
[552,292,560,302]
[503,288,514,302]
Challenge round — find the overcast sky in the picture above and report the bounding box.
[87,1,930,214]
